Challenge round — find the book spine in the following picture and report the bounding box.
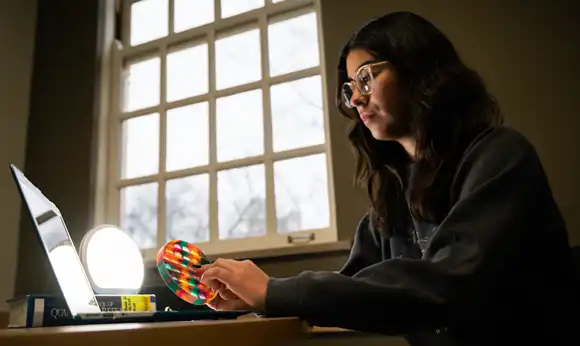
[39,296,155,327]
[96,295,156,312]
[9,295,157,328]
[42,300,74,327]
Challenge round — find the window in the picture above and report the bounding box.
[102,0,336,260]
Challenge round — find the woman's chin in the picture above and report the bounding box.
[368,121,407,141]
[369,126,390,141]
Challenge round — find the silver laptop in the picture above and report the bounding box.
[10,164,153,320]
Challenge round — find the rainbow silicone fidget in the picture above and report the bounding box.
[156,240,217,305]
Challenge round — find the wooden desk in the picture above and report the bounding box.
[0,317,306,346]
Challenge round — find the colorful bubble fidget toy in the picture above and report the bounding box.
[156,240,217,305]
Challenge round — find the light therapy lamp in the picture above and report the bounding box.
[79,224,144,295]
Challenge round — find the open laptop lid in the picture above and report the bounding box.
[10,164,101,317]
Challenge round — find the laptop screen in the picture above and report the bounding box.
[11,165,101,316]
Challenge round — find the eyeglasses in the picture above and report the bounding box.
[342,61,389,108]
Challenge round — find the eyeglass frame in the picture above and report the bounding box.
[342,61,389,108]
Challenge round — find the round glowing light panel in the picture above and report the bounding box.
[80,225,144,295]
[156,240,216,305]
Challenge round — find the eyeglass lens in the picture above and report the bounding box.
[342,65,373,108]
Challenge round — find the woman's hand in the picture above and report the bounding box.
[198,259,270,312]
[202,279,252,311]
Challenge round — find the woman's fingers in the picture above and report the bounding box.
[194,258,236,277]
[207,279,239,300]
[200,260,246,304]
[201,265,253,306]
[200,259,268,313]
[219,287,239,300]
[201,266,238,289]
[201,267,241,300]
[211,258,240,272]
[199,259,240,288]
[203,277,222,291]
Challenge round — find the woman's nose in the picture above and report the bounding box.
[350,88,367,107]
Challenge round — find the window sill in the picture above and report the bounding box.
[206,240,352,261]
[144,240,351,268]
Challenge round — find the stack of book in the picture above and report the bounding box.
[6,294,157,328]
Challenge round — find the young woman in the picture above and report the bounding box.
[198,11,579,345]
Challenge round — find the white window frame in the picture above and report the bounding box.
[95,0,338,262]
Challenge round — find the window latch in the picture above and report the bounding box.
[287,232,315,245]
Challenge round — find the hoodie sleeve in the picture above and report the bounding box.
[263,128,563,335]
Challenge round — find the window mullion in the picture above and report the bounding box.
[121,0,131,47]
[208,25,218,244]
[214,0,221,21]
[168,0,174,35]
[110,43,124,229]
[259,13,277,238]
[157,41,168,248]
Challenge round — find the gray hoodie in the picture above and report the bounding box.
[264,126,579,346]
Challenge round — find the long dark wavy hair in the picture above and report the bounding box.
[337,12,503,238]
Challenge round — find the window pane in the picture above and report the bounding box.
[218,164,266,239]
[174,0,214,33]
[166,103,209,171]
[216,29,261,90]
[131,0,168,46]
[124,57,160,112]
[271,75,325,152]
[166,174,210,243]
[121,182,158,249]
[121,114,159,179]
[268,12,319,76]
[274,154,329,232]
[220,0,264,18]
[216,89,263,162]
[167,43,208,102]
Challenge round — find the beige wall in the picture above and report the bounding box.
[0,1,37,310]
